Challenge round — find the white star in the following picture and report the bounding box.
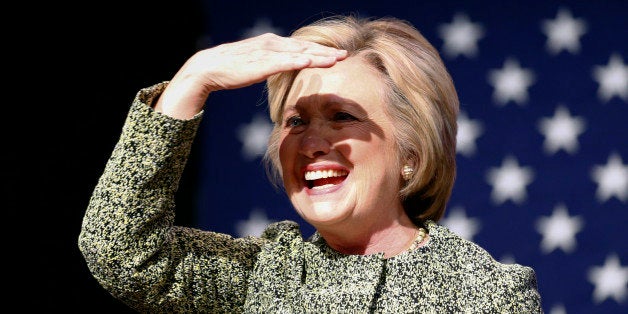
[241,17,284,38]
[237,114,273,160]
[535,203,584,254]
[456,111,484,157]
[549,303,567,314]
[486,156,535,205]
[541,8,587,55]
[437,13,485,58]
[488,58,536,106]
[591,152,628,203]
[537,105,586,155]
[441,206,481,241]
[592,53,628,102]
[235,208,274,237]
[587,253,628,304]
[499,254,516,265]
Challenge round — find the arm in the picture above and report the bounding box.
[154,33,348,119]
[78,84,265,312]
[78,34,347,312]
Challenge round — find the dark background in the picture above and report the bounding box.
[16,1,204,311]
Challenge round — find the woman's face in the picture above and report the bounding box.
[279,57,405,231]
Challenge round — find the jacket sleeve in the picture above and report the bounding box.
[78,82,264,313]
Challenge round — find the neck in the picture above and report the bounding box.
[316,216,419,258]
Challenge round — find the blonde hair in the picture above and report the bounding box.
[264,15,459,223]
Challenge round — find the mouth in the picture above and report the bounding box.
[304,169,349,190]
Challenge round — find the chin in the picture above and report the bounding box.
[289,179,354,226]
[298,199,354,227]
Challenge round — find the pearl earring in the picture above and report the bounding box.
[402,165,413,180]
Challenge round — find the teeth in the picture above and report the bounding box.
[312,183,335,190]
[304,169,348,181]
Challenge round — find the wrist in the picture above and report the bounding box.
[154,79,208,120]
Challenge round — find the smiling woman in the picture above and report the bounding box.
[78,14,542,313]
[275,58,407,253]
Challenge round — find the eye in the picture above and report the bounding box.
[285,115,304,127]
[333,111,357,122]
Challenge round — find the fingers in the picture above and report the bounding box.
[297,54,345,68]
[280,41,348,69]
[253,33,347,59]
[241,33,348,74]
[270,53,342,73]
[174,34,348,93]
[282,38,347,57]
[156,33,349,118]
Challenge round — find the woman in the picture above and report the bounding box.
[79,15,542,312]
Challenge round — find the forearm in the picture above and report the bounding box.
[78,82,203,308]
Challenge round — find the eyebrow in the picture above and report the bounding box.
[286,94,362,112]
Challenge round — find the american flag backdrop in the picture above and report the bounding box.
[193,1,627,313]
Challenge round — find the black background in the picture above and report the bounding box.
[14,1,204,311]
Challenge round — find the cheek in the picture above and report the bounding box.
[278,135,297,179]
[278,134,290,162]
[342,135,397,166]
[359,139,400,185]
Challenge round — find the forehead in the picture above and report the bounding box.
[284,57,385,110]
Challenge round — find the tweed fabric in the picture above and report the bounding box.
[79,83,542,313]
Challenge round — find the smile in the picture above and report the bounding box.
[304,169,348,190]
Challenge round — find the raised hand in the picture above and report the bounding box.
[155,33,348,119]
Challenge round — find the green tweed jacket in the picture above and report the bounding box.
[78,83,543,313]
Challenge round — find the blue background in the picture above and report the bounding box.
[196,1,627,313]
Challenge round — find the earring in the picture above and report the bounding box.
[402,165,413,181]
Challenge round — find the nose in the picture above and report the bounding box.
[298,123,331,159]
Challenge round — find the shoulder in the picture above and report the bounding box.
[426,221,536,278]
[248,220,306,277]
[425,221,496,262]
[427,221,512,267]
[258,220,304,252]
[423,221,542,311]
